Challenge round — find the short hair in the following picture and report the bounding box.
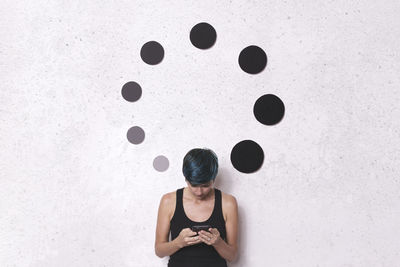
[182,148,219,185]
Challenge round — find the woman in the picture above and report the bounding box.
[155,148,239,267]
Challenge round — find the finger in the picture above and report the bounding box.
[188,239,201,245]
[186,228,198,235]
[200,233,213,243]
[199,231,212,239]
[189,237,201,243]
[188,231,198,236]
[198,235,210,244]
[211,229,220,237]
[188,236,199,244]
[210,228,218,234]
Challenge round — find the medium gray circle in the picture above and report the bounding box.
[153,155,169,172]
[127,126,145,144]
[121,81,142,102]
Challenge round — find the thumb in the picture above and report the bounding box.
[210,228,218,234]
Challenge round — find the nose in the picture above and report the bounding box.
[194,188,203,196]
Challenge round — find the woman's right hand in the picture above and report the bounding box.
[176,228,202,248]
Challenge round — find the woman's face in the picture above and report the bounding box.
[186,180,215,199]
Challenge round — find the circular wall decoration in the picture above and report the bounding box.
[230,140,264,173]
[190,22,217,49]
[127,126,145,144]
[153,155,169,172]
[238,45,267,74]
[140,41,164,65]
[124,22,282,174]
[121,81,142,102]
[253,94,285,125]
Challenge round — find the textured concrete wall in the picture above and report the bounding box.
[1,1,400,266]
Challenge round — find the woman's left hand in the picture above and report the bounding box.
[198,228,222,246]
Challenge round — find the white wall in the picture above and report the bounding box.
[1,1,400,266]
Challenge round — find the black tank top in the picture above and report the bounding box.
[168,187,228,267]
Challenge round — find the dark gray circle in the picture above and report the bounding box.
[230,140,264,173]
[153,155,169,172]
[190,22,217,49]
[140,41,164,65]
[238,45,267,74]
[253,94,285,125]
[121,81,142,102]
[127,126,145,144]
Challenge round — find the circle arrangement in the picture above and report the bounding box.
[190,22,217,49]
[122,22,285,173]
[253,94,285,125]
[238,45,267,74]
[140,41,164,65]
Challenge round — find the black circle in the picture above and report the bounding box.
[121,81,142,102]
[238,45,267,74]
[230,140,264,173]
[140,41,164,65]
[253,94,285,125]
[190,22,217,49]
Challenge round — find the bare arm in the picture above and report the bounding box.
[212,195,239,262]
[154,194,180,258]
[155,238,182,258]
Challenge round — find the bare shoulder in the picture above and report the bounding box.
[221,190,238,205]
[160,191,177,221]
[162,191,176,202]
[220,191,238,222]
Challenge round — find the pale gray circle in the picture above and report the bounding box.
[127,126,145,144]
[153,155,169,172]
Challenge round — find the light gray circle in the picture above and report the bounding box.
[127,126,145,144]
[153,155,169,172]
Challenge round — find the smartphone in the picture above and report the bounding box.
[191,225,212,233]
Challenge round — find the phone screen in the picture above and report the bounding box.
[191,225,212,233]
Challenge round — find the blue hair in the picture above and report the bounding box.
[182,148,219,185]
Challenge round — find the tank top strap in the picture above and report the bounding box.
[176,187,184,212]
[214,188,223,219]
